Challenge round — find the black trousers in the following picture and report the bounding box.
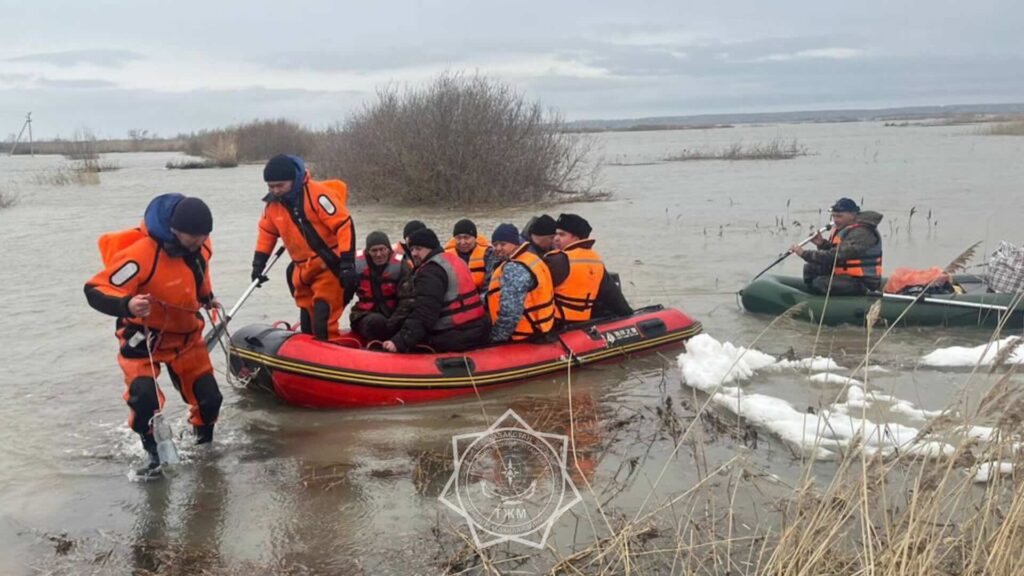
[352,312,400,341]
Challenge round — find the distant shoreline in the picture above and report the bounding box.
[4,102,1024,156]
[565,102,1024,132]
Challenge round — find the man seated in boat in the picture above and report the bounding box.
[486,223,556,343]
[382,228,488,353]
[443,219,494,290]
[791,197,884,296]
[521,214,557,256]
[544,213,633,326]
[350,231,410,342]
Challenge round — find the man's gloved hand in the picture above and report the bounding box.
[338,262,359,302]
[251,251,271,287]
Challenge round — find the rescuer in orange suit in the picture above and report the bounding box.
[84,194,223,479]
[252,155,357,341]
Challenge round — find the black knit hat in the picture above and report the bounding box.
[365,230,391,250]
[555,213,592,239]
[530,214,557,236]
[403,219,427,239]
[491,223,520,245]
[170,197,213,235]
[263,154,298,182]
[453,218,477,238]
[407,228,441,250]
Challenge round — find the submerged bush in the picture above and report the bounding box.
[0,188,18,209]
[665,137,809,161]
[312,73,603,206]
[184,119,310,164]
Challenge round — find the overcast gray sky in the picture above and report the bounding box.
[2,0,1022,138]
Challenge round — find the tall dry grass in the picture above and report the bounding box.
[984,121,1024,136]
[429,255,1024,574]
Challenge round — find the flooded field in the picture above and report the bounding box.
[1,121,1023,574]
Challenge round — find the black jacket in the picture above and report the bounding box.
[390,248,487,353]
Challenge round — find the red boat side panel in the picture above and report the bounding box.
[235,307,700,408]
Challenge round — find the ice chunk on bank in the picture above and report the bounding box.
[921,336,1024,367]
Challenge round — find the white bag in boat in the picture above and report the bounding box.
[985,241,1024,294]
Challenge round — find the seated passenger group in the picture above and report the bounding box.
[249,155,631,353]
[356,214,633,353]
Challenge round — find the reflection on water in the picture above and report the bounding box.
[2,122,1023,572]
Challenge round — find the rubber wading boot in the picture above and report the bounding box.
[135,437,163,481]
[194,424,215,445]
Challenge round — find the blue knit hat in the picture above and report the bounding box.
[491,223,520,245]
[831,197,860,213]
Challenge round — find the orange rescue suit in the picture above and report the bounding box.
[548,238,605,323]
[85,229,218,429]
[254,172,355,340]
[486,244,556,340]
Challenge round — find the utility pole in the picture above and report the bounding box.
[9,112,33,156]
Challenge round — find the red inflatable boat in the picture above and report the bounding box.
[228,305,701,408]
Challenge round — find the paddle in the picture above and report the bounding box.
[204,245,286,351]
[748,224,832,284]
[881,292,1011,313]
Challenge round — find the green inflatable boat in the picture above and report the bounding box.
[740,274,1024,327]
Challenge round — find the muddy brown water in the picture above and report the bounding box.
[1,122,1022,574]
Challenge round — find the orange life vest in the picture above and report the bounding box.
[549,238,605,322]
[353,252,403,314]
[444,235,491,289]
[830,223,883,278]
[422,251,485,332]
[255,172,354,273]
[486,243,556,340]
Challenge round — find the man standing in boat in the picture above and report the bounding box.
[350,231,409,342]
[486,224,556,343]
[544,214,633,325]
[791,197,884,296]
[382,228,487,353]
[84,194,223,479]
[251,155,357,341]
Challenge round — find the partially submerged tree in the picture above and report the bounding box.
[313,73,603,206]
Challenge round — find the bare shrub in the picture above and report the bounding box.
[183,119,311,164]
[665,137,809,161]
[311,72,604,206]
[63,128,100,160]
[0,187,18,209]
[33,166,100,186]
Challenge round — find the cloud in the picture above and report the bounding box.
[35,78,119,89]
[6,49,145,68]
[757,47,867,62]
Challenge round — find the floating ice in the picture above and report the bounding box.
[808,373,863,386]
[973,462,1014,483]
[921,336,1024,367]
[677,335,964,459]
[678,334,778,390]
